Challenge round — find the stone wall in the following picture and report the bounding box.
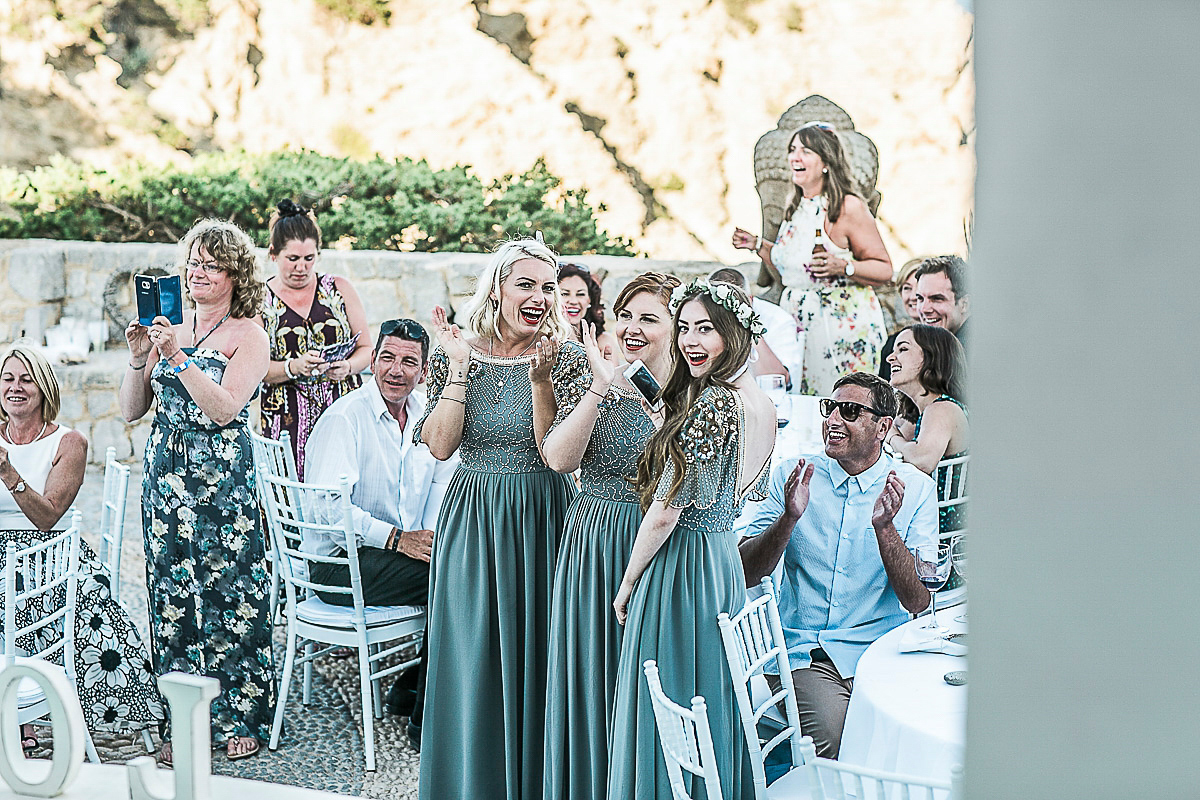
[7,238,820,463]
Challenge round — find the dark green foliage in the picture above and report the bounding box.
[0,151,637,256]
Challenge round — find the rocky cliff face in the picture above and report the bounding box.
[0,0,974,263]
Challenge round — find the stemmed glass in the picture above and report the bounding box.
[915,542,953,633]
[951,534,967,623]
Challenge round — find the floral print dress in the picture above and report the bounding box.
[772,195,886,395]
[142,349,276,743]
[260,274,362,478]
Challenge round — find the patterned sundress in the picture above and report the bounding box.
[260,273,362,478]
[543,385,655,800]
[772,195,886,395]
[143,349,276,744]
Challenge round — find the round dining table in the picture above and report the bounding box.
[838,611,967,786]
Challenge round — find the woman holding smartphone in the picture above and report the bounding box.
[539,271,680,800]
[608,280,776,800]
[120,219,275,765]
[260,199,370,477]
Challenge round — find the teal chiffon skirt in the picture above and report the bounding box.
[543,492,642,800]
[418,467,576,800]
[606,526,755,800]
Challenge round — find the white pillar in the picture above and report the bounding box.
[970,2,1200,798]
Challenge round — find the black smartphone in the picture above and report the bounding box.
[134,274,184,326]
[623,359,663,412]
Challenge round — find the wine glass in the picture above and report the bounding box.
[756,374,790,428]
[915,542,953,632]
[951,534,967,623]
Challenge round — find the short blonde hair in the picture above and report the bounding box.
[179,219,265,319]
[461,238,572,343]
[0,344,61,423]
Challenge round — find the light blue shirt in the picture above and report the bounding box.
[745,451,938,678]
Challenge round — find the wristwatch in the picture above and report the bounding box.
[844,261,856,277]
[9,479,25,493]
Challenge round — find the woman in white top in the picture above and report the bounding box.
[732,120,893,395]
[0,344,163,753]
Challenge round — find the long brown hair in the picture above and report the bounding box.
[905,324,967,402]
[635,289,754,510]
[782,123,861,224]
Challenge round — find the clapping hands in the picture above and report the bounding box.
[871,471,905,530]
[582,322,617,393]
[431,306,470,366]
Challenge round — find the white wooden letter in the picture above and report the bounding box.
[127,673,219,800]
[0,660,85,797]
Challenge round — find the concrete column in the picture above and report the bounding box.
[970,2,1200,798]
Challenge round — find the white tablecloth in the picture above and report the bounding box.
[838,613,967,786]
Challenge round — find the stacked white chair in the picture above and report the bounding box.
[259,471,424,772]
[248,429,298,625]
[1,510,100,763]
[797,736,961,800]
[642,659,724,800]
[96,446,130,599]
[718,576,810,798]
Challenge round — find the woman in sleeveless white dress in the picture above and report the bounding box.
[0,344,163,752]
[732,121,893,395]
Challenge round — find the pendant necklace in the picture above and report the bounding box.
[488,337,539,404]
[4,421,47,446]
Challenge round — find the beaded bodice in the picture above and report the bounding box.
[415,342,591,475]
[576,388,656,502]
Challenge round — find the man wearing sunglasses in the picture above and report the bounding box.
[305,318,458,750]
[740,372,938,759]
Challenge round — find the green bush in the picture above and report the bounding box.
[0,151,637,256]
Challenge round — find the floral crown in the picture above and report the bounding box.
[669,280,766,341]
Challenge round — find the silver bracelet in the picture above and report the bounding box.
[283,358,298,381]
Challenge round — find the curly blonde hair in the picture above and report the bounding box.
[179,219,265,319]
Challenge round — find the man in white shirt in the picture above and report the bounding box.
[710,267,804,389]
[305,318,459,748]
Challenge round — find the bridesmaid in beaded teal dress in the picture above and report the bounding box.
[415,239,589,800]
[540,273,680,800]
[120,219,275,762]
[608,281,777,800]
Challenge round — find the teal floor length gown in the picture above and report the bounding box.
[142,349,276,743]
[415,342,590,800]
[543,385,655,800]
[607,386,769,800]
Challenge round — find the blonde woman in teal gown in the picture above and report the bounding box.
[539,272,680,800]
[608,280,777,800]
[415,238,590,800]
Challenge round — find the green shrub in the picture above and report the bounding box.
[0,151,637,256]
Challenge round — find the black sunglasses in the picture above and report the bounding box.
[819,398,889,422]
[380,318,429,344]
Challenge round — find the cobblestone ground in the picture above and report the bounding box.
[45,462,421,797]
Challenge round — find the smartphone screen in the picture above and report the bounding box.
[157,275,184,325]
[135,275,159,326]
[624,359,663,411]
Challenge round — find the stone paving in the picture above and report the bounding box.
[49,461,421,797]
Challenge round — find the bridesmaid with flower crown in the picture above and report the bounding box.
[607,280,777,800]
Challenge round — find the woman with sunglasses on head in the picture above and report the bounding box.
[732,121,893,395]
[259,199,371,478]
[607,280,776,800]
[539,271,680,800]
[557,263,619,355]
[120,219,275,765]
[414,237,590,800]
